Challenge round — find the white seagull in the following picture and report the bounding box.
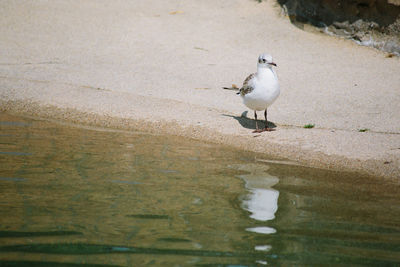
[226,54,280,133]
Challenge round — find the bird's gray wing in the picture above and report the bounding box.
[238,73,255,96]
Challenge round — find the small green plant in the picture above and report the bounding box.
[304,124,315,129]
[358,128,369,132]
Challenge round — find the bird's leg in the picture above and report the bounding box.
[264,109,268,129]
[252,111,262,133]
[264,109,275,131]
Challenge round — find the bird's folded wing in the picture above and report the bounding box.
[222,73,255,96]
[238,73,255,96]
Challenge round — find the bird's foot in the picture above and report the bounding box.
[264,127,276,132]
[252,128,275,133]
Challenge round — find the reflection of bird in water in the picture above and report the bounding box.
[232,163,279,222]
[224,53,280,133]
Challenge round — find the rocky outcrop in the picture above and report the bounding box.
[277,0,400,54]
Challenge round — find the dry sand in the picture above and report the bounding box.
[1,0,399,179]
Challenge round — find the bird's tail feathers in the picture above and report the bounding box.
[222,84,239,91]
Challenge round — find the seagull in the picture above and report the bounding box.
[225,54,280,133]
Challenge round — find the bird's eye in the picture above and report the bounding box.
[262,59,266,63]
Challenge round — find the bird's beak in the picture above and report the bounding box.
[269,62,277,67]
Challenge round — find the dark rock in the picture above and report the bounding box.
[277,0,400,55]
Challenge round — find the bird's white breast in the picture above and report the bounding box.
[242,69,280,111]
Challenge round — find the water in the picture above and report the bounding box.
[0,113,399,266]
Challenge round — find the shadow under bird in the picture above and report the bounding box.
[224,53,280,133]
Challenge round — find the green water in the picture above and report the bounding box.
[0,113,399,266]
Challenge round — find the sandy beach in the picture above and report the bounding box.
[1,0,399,179]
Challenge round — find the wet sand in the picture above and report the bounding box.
[1,0,399,179]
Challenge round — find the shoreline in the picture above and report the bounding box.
[2,97,399,180]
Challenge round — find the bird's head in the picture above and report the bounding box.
[258,53,277,68]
